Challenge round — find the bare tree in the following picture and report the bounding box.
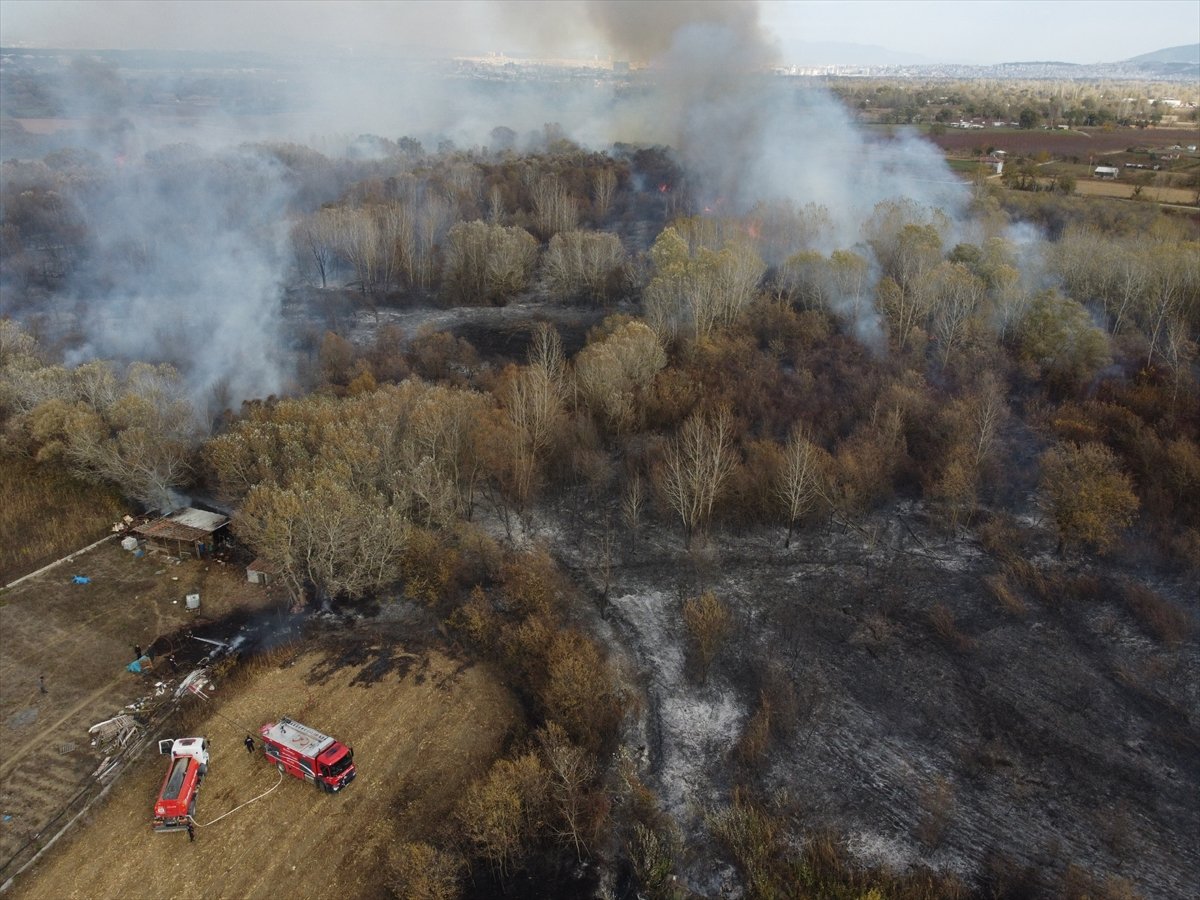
[487,184,506,224]
[531,174,578,240]
[775,426,827,548]
[537,723,598,860]
[542,230,627,302]
[499,326,569,509]
[328,205,379,293]
[931,261,986,364]
[656,406,737,542]
[621,472,646,539]
[415,192,454,290]
[236,474,408,603]
[591,168,617,220]
[65,363,198,510]
[644,227,765,342]
[442,220,538,305]
[574,320,666,434]
[295,207,340,288]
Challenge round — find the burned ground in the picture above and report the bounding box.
[545,493,1200,897]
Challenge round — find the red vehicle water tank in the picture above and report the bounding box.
[259,717,355,793]
[151,737,209,832]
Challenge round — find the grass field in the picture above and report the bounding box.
[0,456,128,586]
[1072,179,1198,205]
[0,541,282,877]
[9,644,518,899]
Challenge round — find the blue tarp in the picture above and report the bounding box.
[127,655,150,673]
[73,576,90,584]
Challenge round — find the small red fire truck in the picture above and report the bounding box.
[152,737,209,832]
[259,717,356,793]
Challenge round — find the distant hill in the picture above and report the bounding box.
[1119,43,1200,79]
[1124,43,1200,65]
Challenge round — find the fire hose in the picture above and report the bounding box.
[187,769,283,829]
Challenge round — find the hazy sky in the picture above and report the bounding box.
[0,0,1195,65]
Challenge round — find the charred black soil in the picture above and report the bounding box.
[546,493,1200,897]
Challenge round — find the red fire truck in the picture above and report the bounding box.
[259,717,356,793]
[151,737,209,832]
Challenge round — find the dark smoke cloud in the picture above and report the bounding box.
[584,0,776,65]
[585,1,779,204]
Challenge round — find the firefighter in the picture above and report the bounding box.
[244,735,255,754]
[187,820,195,842]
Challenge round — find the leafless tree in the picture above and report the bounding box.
[775,426,827,548]
[530,174,578,240]
[537,723,597,860]
[442,220,538,305]
[542,230,627,302]
[574,320,666,434]
[656,405,737,542]
[931,261,986,364]
[591,168,617,220]
[645,227,765,342]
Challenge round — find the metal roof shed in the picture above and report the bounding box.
[133,508,229,558]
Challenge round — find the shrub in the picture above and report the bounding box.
[734,693,773,766]
[681,591,732,682]
[400,527,459,605]
[541,629,627,753]
[928,603,975,652]
[1121,581,1191,644]
[386,842,464,900]
[1040,441,1139,554]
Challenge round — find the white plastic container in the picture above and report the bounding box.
[185,593,200,610]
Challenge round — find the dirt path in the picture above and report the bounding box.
[0,679,123,781]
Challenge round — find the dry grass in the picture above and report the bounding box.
[1120,581,1192,645]
[12,645,519,900]
[0,455,127,585]
[984,573,1028,617]
[707,790,971,900]
[681,591,731,682]
[734,693,772,766]
[917,776,956,849]
[928,603,975,653]
[1073,179,1197,205]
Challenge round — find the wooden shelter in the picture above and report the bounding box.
[246,558,278,585]
[133,508,228,559]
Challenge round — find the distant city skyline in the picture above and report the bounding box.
[0,0,1195,66]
